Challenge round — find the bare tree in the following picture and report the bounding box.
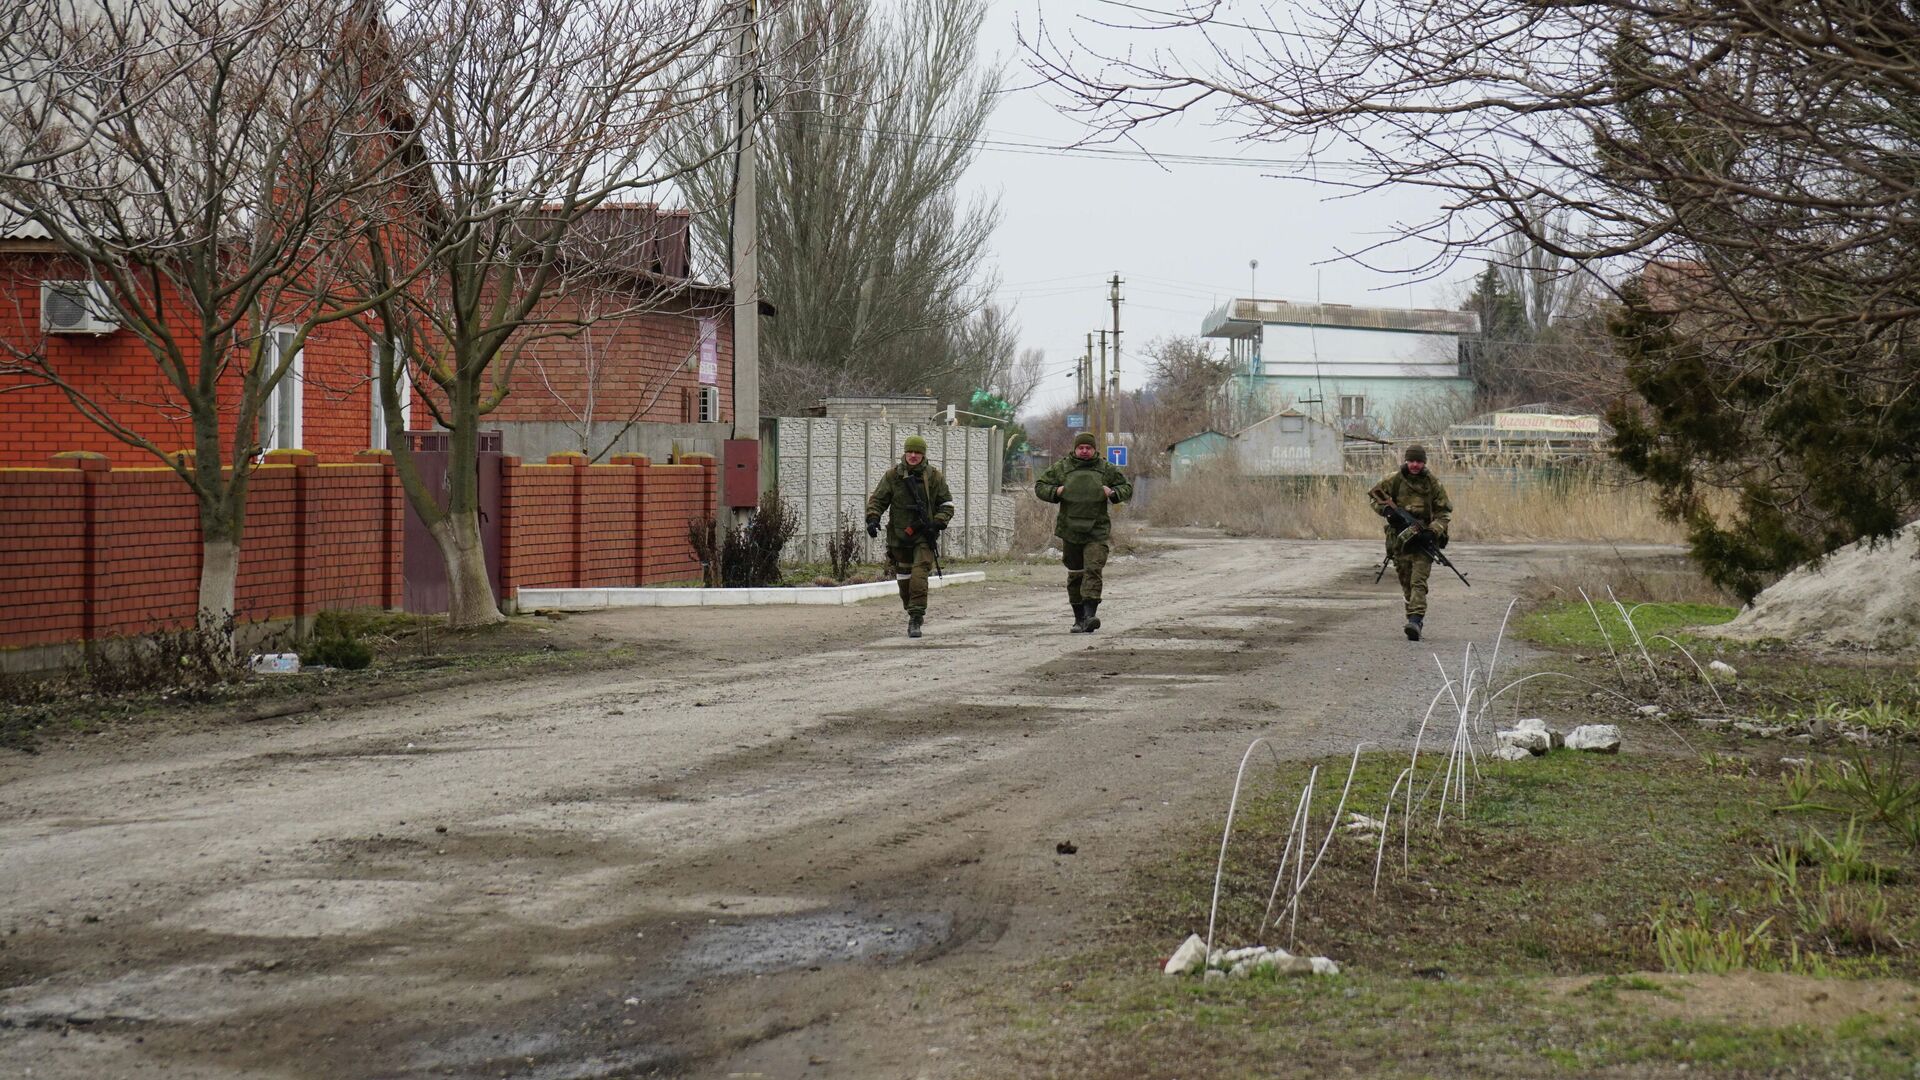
[1026,2,1920,332]
[349,0,770,627]
[1026,2,1920,576]
[0,0,408,636]
[673,0,1003,414]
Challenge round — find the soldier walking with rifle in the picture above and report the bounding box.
[866,434,955,639]
[1367,443,1463,641]
[1034,432,1133,632]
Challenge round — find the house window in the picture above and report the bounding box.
[1339,395,1367,422]
[697,385,720,424]
[261,327,303,451]
[1279,415,1305,433]
[370,338,412,449]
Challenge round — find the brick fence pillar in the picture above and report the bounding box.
[498,456,521,601]
[51,451,111,642]
[355,449,400,610]
[265,449,319,619]
[547,452,588,588]
[683,452,719,522]
[611,453,650,585]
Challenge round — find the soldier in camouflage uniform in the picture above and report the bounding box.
[866,434,955,639]
[1033,432,1133,632]
[1367,443,1453,641]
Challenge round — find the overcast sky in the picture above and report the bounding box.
[970,1,1471,414]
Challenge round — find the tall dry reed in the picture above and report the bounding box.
[1145,465,1691,545]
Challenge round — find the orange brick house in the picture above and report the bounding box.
[0,205,738,468]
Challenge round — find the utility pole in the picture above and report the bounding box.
[730,1,760,451]
[1077,333,1090,421]
[1108,273,1123,451]
[1096,330,1108,448]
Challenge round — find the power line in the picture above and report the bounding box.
[814,121,1371,173]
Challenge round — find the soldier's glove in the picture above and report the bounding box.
[1396,525,1423,546]
[866,519,880,539]
[928,519,946,534]
[1431,522,1449,548]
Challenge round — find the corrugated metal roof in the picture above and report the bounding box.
[1203,298,1480,337]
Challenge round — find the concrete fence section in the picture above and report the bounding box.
[769,417,1014,564]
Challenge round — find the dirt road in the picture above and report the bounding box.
[1,533,1570,1078]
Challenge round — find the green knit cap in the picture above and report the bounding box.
[904,435,928,454]
[1073,432,1097,448]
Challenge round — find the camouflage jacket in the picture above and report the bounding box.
[1034,455,1133,544]
[1368,467,1453,546]
[866,459,954,550]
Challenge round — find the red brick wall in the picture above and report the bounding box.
[0,448,716,652]
[490,294,733,426]
[0,253,386,467]
[499,452,716,594]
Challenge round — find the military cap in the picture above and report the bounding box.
[904,435,928,454]
[1404,443,1428,462]
[1073,432,1097,448]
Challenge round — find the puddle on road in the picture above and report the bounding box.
[672,909,953,980]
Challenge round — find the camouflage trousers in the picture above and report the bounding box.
[1392,550,1433,617]
[888,543,936,615]
[1063,541,1109,605]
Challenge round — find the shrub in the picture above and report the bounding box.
[688,488,800,587]
[300,610,374,671]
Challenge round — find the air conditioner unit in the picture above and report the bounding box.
[41,280,118,335]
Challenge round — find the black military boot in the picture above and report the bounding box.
[1082,599,1101,633]
[908,613,924,639]
[1404,614,1423,641]
[1070,602,1087,633]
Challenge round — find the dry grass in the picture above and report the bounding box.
[1146,464,1692,545]
[1009,492,1058,554]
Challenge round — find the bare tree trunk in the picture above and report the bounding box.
[428,513,498,627]
[196,534,239,636]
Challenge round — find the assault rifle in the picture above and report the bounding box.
[901,471,946,580]
[1373,498,1470,587]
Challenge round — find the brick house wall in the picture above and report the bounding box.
[492,290,734,430]
[0,250,392,467]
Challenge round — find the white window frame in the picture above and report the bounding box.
[370,338,412,449]
[1339,394,1367,422]
[261,326,304,451]
[697,384,720,424]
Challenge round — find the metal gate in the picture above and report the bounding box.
[402,430,503,614]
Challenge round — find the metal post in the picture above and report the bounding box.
[730,1,761,459]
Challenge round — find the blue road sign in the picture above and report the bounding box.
[1107,445,1129,467]
[1067,412,1086,429]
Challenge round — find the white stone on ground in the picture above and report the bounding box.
[1566,724,1621,753]
[1344,813,1386,833]
[1708,660,1737,678]
[1490,744,1534,762]
[1164,934,1207,975]
[1496,728,1551,755]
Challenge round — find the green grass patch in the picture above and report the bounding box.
[1518,599,1738,650]
[988,748,1920,1077]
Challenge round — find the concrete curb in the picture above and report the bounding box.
[519,571,987,610]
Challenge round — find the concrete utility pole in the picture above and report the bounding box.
[1076,334,1089,420]
[1108,273,1123,449]
[730,0,760,445]
[1096,330,1108,448]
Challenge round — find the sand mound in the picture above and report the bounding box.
[1704,518,1920,651]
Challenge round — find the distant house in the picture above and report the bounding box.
[1234,408,1344,477]
[1200,298,1479,436]
[1167,408,1345,482]
[1166,429,1234,482]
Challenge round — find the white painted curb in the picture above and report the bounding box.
[519,571,987,610]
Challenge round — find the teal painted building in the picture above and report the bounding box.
[1166,428,1235,482]
[1201,299,1479,437]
